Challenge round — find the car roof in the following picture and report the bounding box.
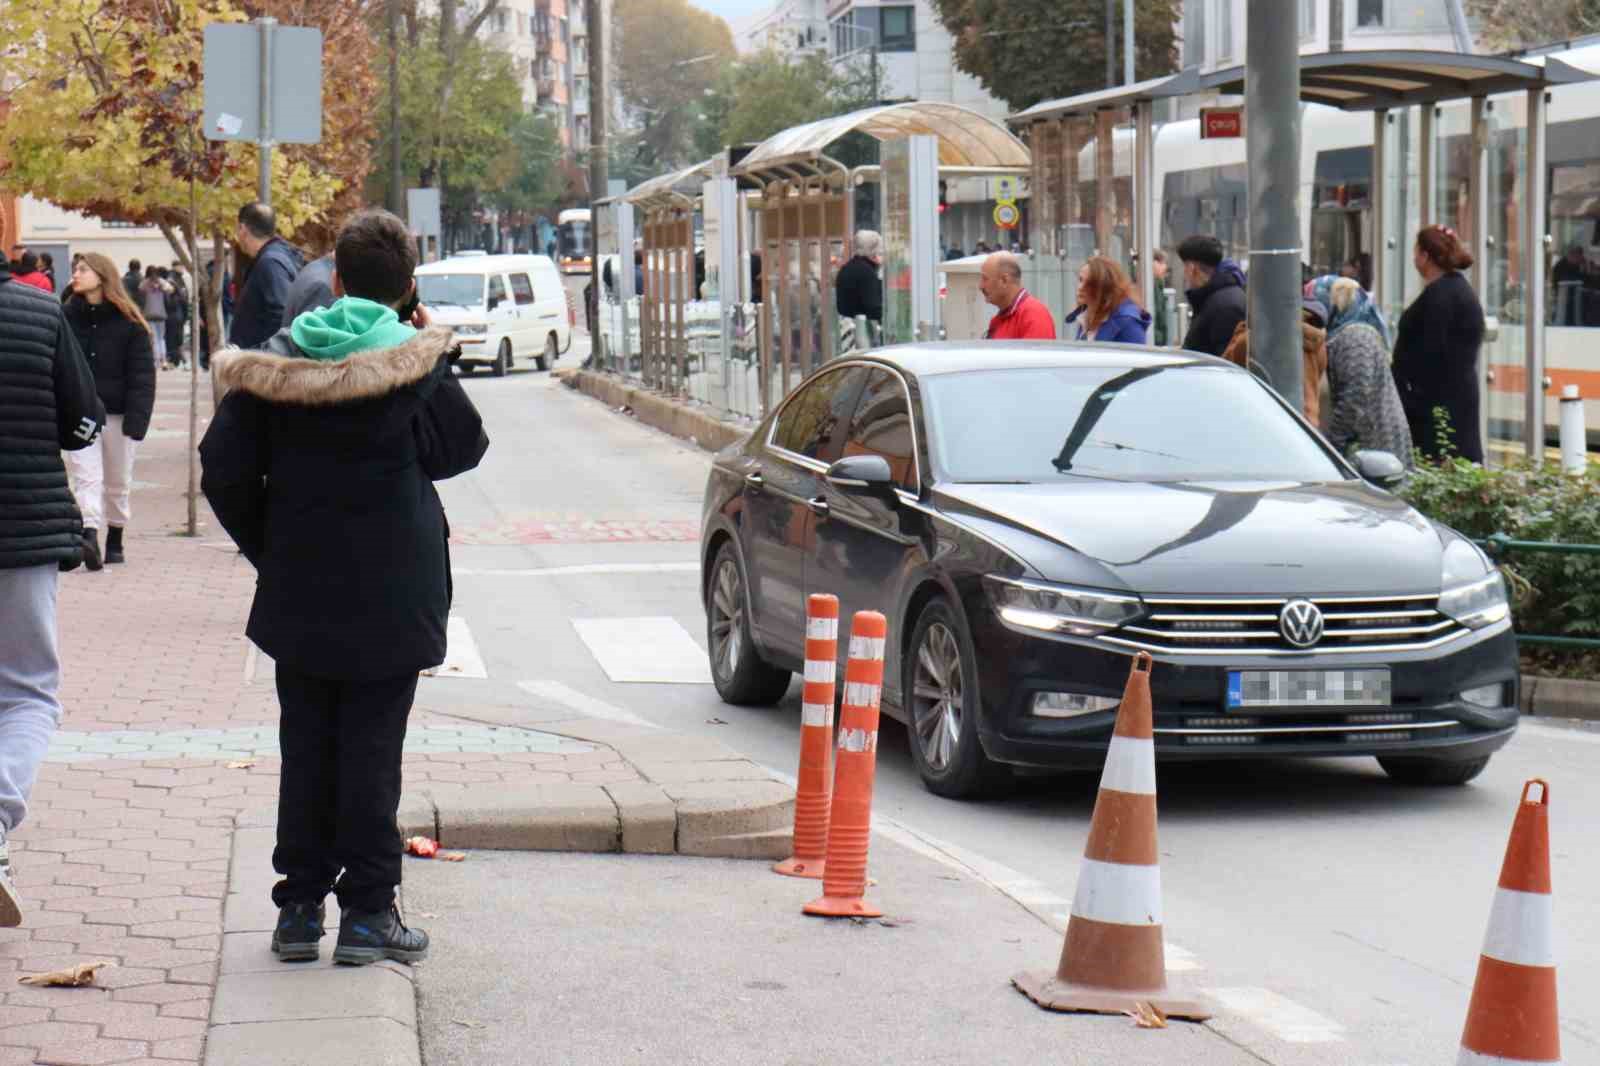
[846,340,1217,378]
[415,254,558,275]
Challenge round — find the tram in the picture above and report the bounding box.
[556,208,593,275]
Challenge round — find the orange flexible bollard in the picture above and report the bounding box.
[774,594,839,879]
[1013,652,1210,1020]
[803,610,887,919]
[1458,779,1560,1066]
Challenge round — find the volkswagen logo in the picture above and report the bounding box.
[1279,600,1325,648]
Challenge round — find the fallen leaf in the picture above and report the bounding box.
[451,1018,486,1029]
[705,717,728,725]
[438,851,466,862]
[224,760,256,770]
[416,912,439,919]
[18,961,112,987]
[404,836,439,859]
[1123,1002,1168,1029]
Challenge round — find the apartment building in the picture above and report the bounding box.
[482,0,577,149]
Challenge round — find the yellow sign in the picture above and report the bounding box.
[994,202,1020,230]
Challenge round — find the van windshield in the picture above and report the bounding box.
[415,274,483,308]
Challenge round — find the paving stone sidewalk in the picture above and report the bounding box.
[0,376,651,1066]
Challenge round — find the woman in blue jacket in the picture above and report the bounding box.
[1066,256,1151,344]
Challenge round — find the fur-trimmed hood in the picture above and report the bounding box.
[212,325,455,407]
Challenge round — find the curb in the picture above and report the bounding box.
[1520,674,1600,721]
[561,368,751,453]
[203,723,795,1066]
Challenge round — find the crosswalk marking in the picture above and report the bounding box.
[571,616,713,684]
[516,680,662,729]
[1203,987,1346,1043]
[422,614,489,679]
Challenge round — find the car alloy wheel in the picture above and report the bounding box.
[710,556,744,681]
[912,621,963,772]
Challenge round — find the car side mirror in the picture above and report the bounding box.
[825,454,896,497]
[1353,449,1406,489]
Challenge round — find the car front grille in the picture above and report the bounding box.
[1155,710,1461,747]
[1098,593,1469,656]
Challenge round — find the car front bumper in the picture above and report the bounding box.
[968,611,1520,771]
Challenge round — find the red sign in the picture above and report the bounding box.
[1200,107,1244,139]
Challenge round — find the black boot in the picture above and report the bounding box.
[105,526,125,565]
[81,529,103,572]
[332,905,429,966]
[270,901,326,962]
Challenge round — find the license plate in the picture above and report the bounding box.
[1226,669,1391,709]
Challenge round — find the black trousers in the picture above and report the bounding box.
[272,666,417,912]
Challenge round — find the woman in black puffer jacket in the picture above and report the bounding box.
[63,253,155,570]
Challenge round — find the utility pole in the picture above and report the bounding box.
[1104,0,1114,89]
[256,17,275,204]
[588,0,607,204]
[388,0,403,216]
[1246,0,1303,413]
[1123,0,1133,85]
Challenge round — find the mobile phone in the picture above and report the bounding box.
[397,285,420,323]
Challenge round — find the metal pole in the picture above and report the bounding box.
[1134,102,1154,319]
[1371,109,1387,307]
[589,0,608,355]
[1245,0,1302,412]
[1123,0,1134,86]
[1469,96,1491,455]
[1329,0,1345,51]
[256,17,275,205]
[1523,88,1548,460]
[388,0,402,216]
[1419,105,1435,226]
[1104,0,1115,89]
[1444,0,1474,54]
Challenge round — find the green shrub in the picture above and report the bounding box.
[1399,455,1600,641]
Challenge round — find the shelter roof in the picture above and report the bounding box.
[1013,50,1597,123]
[619,158,717,209]
[733,101,1030,180]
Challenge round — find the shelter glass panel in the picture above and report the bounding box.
[1482,94,1527,463]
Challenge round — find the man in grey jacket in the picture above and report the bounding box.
[0,250,106,926]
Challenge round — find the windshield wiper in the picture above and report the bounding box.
[423,298,467,308]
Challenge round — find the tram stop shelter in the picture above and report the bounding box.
[1013,50,1597,459]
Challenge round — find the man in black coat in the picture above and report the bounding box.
[0,250,106,927]
[835,229,884,324]
[1177,234,1248,357]
[227,202,304,351]
[201,208,488,966]
[121,259,142,303]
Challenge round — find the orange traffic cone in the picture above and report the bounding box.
[775,594,839,879]
[1458,779,1560,1065]
[1013,652,1209,1020]
[803,611,887,919]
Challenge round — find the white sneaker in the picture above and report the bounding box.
[0,828,20,927]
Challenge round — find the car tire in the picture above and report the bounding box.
[536,333,555,372]
[492,339,511,377]
[1377,755,1491,786]
[905,597,1010,799]
[706,543,790,707]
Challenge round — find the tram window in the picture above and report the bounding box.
[1548,160,1600,328]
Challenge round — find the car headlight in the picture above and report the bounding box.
[454,324,487,336]
[1438,540,1509,629]
[985,576,1144,636]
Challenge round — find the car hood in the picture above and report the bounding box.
[935,479,1449,596]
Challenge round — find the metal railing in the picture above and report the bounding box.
[1480,533,1600,650]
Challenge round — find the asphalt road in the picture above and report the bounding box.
[427,362,1600,1065]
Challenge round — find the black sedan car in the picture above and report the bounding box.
[699,343,1519,798]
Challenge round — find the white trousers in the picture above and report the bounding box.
[64,414,139,532]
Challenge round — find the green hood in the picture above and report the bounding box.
[289,296,417,362]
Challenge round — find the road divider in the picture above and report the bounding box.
[804,611,887,919]
[775,594,838,880]
[1013,652,1211,1022]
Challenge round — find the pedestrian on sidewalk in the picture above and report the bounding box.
[10,251,54,294]
[201,208,488,968]
[0,248,106,927]
[1392,224,1485,464]
[1310,274,1413,463]
[139,265,172,367]
[281,252,336,329]
[227,201,303,351]
[980,251,1056,339]
[1065,255,1150,344]
[63,253,155,570]
[164,264,189,369]
[1176,235,1247,357]
[835,230,884,325]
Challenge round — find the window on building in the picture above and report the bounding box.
[1217,0,1233,61]
[1352,0,1449,30]
[879,6,914,52]
[1182,0,1206,69]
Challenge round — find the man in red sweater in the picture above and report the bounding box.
[981,252,1056,340]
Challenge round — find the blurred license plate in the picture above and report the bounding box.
[1227,670,1391,709]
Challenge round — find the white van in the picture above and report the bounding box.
[414,254,572,375]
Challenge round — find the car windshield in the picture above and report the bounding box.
[415,274,483,308]
[922,364,1346,484]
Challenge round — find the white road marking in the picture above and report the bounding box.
[516,680,662,729]
[422,615,489,679]
[572,616,713,684]
[1519,721,1600,744]
[1203,987,1346,1043]
[452,562,700,578]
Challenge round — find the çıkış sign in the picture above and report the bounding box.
[1200,107,1244,139]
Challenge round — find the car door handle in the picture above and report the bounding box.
[807,496,830,518]
[743,472,764,492]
